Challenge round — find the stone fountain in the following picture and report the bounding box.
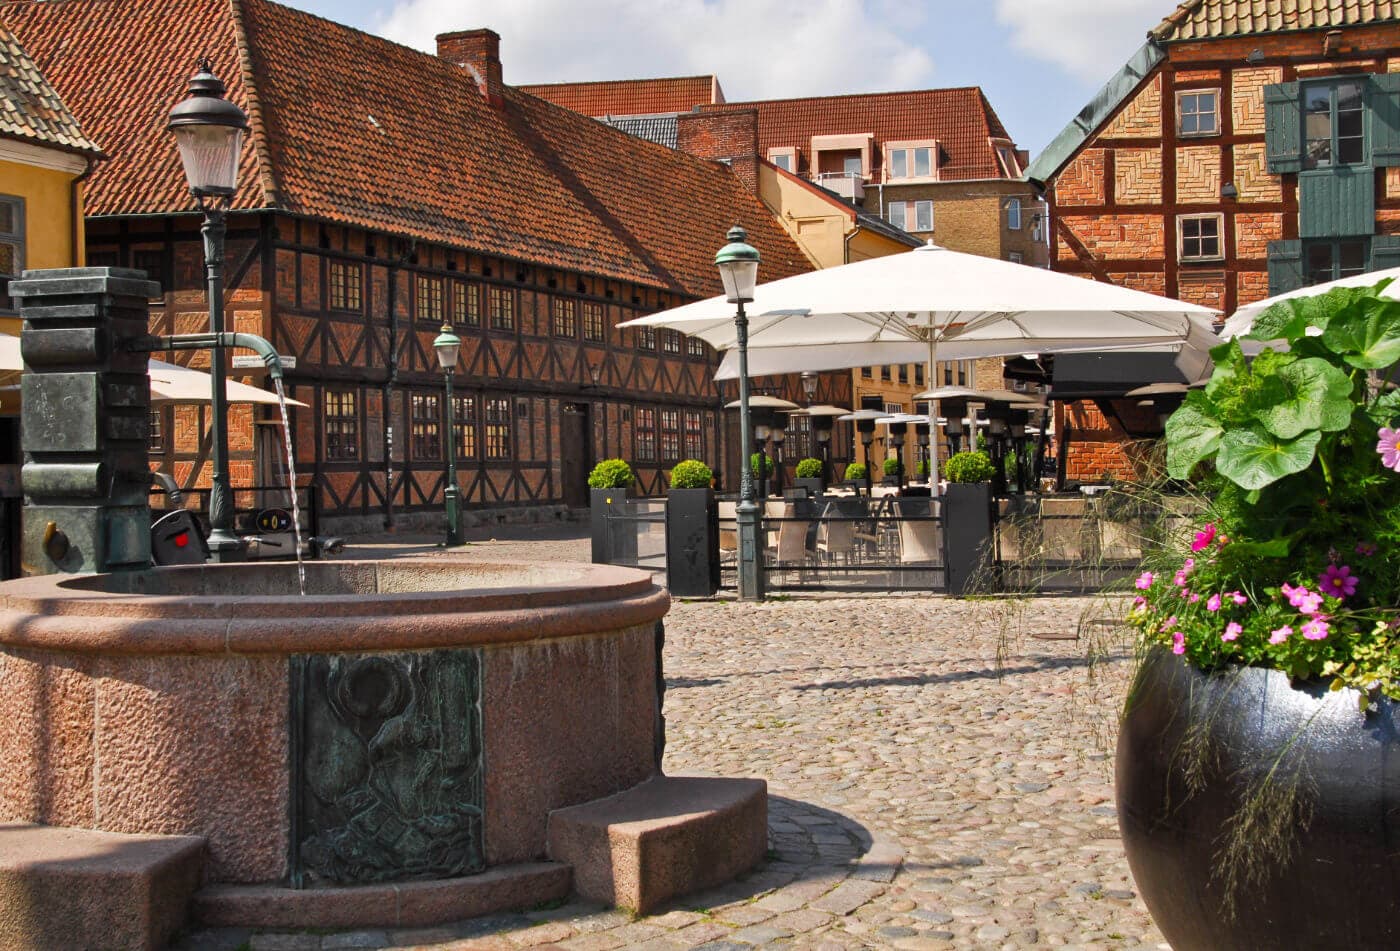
[0,270,767,950]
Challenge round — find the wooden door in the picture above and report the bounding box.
[559,402,591,508]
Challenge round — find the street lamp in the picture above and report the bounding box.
[433,322,463,547]
[715,226,763,601]
[168,58,249,561]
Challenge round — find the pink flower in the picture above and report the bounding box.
[1179,587,1190,598]
[1283,583,1323,615]
[1172,631,1186,655]
[1206,593,1222,612]
[1192,523,1217,552]
[1230,591,1248,606]
[1222,622,1243,642]
[1378,427,1400,473]
[1318,564,1358,599]
[1357,541,1378,558]
[1174,570,1189,587]
[1189,592,1201,603]
[1131,596,1147,611]
[1160,616,1178,633]
[1269,624,1293,644]
[1184,558,1195,571]
[1135,571,1154,590]
[1301,617,1331,640]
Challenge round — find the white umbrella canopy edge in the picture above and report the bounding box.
[0,337,306,408]
[1224,266,1400,339]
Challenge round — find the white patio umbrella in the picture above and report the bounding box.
[622,241,1217,489]
[0,335,306,407]
[1223,266,1400,341]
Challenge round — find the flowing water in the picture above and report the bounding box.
[272,377,308,597]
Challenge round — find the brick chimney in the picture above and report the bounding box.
[436,29,504,107]
[676,108,760,192]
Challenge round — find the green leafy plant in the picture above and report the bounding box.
[882,457,901,477]
[794,457,823,479]
[668,459,712,490]
[587,458,633,489]
[844,461,867,482]
[750,452,772,479]
[1134,281,1400,705]
[944,450,995,484]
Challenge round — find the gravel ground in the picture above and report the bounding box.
[184,536,1167,950]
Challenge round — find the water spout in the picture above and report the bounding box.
[130,332,286,379]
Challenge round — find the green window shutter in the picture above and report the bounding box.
[1264,82,1302,174]
[1267,240,1304,295]
[1371,234,1400,271]
[1299,167,1374,237]
[1370,74,1400,168]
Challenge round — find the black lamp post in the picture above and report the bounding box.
[433,322,463,546]
[715,227,763,601]
[167,59,249,562]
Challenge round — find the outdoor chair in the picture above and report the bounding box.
[815,500,860,567]
[717,500,737,564]
[894,497,942,565]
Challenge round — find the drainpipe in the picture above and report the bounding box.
[843,223,863,265]
[69,156,95,266]
[383,240,415,530]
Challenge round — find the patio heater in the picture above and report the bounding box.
[1009,409,1031,494]
[753,419,772,497]
[715,227,763,601]
[915,413,930,483]
[770,424,786,496]
[942,398,969,455]
[167,58,249,561]
[887,420,908,488]
[987,413,1009,496]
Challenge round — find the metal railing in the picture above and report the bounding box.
[719,495,946,592]
[601,498,668,574]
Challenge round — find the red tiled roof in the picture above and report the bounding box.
[707,88,1016,182]
[0,0,808,296]
[1151,0,1400,41]
[520,75,724,117]
[0,22,102,157]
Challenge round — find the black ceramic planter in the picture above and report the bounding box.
[1118,648,1400,950]
[793,477,824,499]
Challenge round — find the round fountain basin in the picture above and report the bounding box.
[0,559,668,887]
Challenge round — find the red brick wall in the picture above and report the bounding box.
[677,109,760,192]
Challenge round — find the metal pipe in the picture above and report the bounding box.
[131,332,286,380]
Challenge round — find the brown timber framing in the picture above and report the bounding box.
[1044,27,1400,309]
[89,210,762,521]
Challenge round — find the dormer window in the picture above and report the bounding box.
[885,141,938,181]
[768,147,797,173]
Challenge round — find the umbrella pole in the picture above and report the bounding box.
[927,337,939,495]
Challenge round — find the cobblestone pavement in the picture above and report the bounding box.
[184,540,1166,950]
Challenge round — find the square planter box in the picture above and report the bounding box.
[665,488,719,597]
[942,482,994,596]
[590,487,636,564]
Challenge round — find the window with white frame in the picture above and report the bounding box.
[887,145,934,180]
[1177,90,1220,137]
[887,200,934,233]
[1006,197,1022,230]
[1178,214,1224,261]
[768,148,797,173]
[996,145,1021,177]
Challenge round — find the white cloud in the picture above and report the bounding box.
[375,0,935,100]
[992,0,1166,84]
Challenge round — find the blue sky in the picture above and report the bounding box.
[282,0,1171,159]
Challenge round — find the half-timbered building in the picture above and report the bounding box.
[1025,0,1400,481]
[2,0,834,531]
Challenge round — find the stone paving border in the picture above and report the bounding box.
[178,792,908,951]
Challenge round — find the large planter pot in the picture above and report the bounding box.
[664,488,718,597]
[793,477,824,499]
[589,487,636,564]
[1118,647,1400,950]
[941,482,993,595]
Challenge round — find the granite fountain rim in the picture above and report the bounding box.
[0,558,669,656]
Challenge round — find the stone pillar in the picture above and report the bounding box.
[12,267,158,574]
